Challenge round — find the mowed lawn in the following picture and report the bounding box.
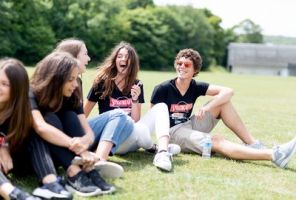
[22,68,296,199]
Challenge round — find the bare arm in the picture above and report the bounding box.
[32,110,72,148]
[84,100,96,118]
[131,102,141,122]
[196,84,233,119]
[130,83,142,122]
[203,84,234,110]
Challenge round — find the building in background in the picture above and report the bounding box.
[227,43,296,76]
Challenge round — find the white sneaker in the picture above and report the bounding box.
[153,151,172,172]
[272,136,296,168]
[94,161,124,179]
[168,144,181,155]
[71,152,97,165]
[72,156,124,179]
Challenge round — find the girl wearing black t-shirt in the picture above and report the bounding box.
[54,38,133,180]
[0,59,39,200]
[29,52,111,197]
[84,41,180,172]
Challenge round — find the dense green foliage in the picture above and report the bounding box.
[0,0,264,70]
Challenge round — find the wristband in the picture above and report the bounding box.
[132,99,139,103]
[0,135,9,147]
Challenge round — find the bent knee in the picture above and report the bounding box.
[154,102,168,111]
[211,135,225,147]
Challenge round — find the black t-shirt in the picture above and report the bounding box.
[87,80,145,115]
[151,78,209,127]
[29,89,83,114]
[0,119,9,136]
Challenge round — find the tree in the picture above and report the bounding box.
[232,19,263,43]
[202,8,237,67]
[0,0,56,64]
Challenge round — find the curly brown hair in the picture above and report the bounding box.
[174,49,202,77]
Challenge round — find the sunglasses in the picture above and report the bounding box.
[176,61,192,68]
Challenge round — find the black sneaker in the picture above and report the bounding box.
[87,169,116,194]
[32,179,73,200]
[145,143,158,154]
[9,188,41,200]
[65,171,101,197]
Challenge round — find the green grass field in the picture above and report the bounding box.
[21,68,296,199]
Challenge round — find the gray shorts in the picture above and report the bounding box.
[169,112,219,154]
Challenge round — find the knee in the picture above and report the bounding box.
[154,103,168,111]
[211,135,225,148]
[111,109,127,117]
[43,112,62,129]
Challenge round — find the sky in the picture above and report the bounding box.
[154,0,296,37]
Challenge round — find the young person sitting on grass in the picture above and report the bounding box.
[0,58,40,200]
[150,48,296,168]
[83,41,181,172]
[29,52,132,198]
[54,38,133,178]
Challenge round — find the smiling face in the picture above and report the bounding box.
[62,67,79,97]
[0,69,10,107]
[175,57,195,80]
[115,48,130,76]
[76,43,90,74]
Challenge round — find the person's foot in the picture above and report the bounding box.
[247,140,266,149]
[153,150,172,172]
[33,179,72,200]
[146,144,181,155]
[87,169,116,194]
[272,137,296,168]
[9,188,41,200]
[66,171,101,197]
[94,161,124,179]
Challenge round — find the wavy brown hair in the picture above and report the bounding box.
[174,48,202,77]
[94,41,139,99]
[31,52,80,112]
[54,38,85,58]
[0,58,32,152]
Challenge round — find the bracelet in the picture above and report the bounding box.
[0,136,8,147]
[132,99,139,103]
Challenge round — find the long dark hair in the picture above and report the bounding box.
[0,58,32,151]
[94,41,139,98]
[31,52,80,112]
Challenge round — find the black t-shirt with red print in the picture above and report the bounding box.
[151,78,209,127]
[87,80,145,115]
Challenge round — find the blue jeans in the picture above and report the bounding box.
[88,109,134,154]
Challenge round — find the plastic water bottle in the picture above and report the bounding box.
[202,135,212,159]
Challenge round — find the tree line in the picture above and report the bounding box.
[0,0,263,70]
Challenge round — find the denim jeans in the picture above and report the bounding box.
[88,109,134,154]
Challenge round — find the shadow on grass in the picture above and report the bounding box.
[211,153,296,172]
[110,150,189,173]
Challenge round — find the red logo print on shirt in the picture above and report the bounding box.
[170,103,193,112]
[109,97,132,108]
